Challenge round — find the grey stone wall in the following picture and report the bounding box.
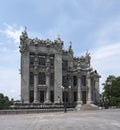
[19,30,101,105]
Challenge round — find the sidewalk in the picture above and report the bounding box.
[0,109,120,130]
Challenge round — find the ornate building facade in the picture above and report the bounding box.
[19,30,101,106]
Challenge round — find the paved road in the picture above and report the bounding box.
[0,109,120,130]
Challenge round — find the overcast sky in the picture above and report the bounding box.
[0,0,120,100]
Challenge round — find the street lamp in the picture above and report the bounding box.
[61,85,71,113]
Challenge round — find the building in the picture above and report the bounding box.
[19,29,101,106]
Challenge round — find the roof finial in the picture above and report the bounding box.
[57,34,60,39]
[86,49,90,56]
[24,26,27,33]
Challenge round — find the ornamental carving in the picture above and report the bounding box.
[68,41,73,53]
[19,29,28,53]
[33,66,39,75]
[45,66,50,76]
[78,51,91,69]
[33,55,39,75]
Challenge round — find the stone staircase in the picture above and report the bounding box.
[80,104,100,111]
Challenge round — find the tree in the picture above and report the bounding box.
[0,93,11,109]
[102,75,120,107]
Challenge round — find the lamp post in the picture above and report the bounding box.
[61,85,71,113]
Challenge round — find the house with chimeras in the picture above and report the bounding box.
[19,29,101,108]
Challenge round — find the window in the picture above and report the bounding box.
[50,91,54,102]
[39,55,45,66]
[62,76,69,87]
[73,76,77,86]
[38,72,46,84]
[40,90,44,103]
[74,92,77,102]
[30,91,34,103]
[62,60,68,70]
[50,73,54,86]
[82,75,86,86]
[30,54,34,65]
[30,72,34,85]
[50,55,54,66]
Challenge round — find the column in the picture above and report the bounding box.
[33,73,39,103]
[77,73,82,104]
[76,70,82,110]
[87,72,93,104]
[45,69,51,103]
[33,54,39,103]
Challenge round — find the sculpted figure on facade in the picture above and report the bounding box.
[19,28,28,52]
[54,35,63,50]
[68,41,73,53]
[79,51,91,69]
[33,38,40,47]
[85,51,91,68]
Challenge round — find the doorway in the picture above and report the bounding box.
[40,90,44,103]
[82,91,86,104]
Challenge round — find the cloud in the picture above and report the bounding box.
[0,47,20,99]
[0,47,19,68]
[0,24,24,43]
[90,43,120,92]
[0,67,20,100]
[91,43,120,61]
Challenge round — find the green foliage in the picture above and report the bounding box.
[0,93,12,109]
[102,75,120,107]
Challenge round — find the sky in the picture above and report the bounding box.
[0,0,120,100]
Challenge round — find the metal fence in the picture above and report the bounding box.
[11,102,77,109]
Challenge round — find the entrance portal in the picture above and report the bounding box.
[82,91,86,104]
[40,90,44,103]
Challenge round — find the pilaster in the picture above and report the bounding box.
[54,52,62,104]
[95,78,100,103]
[20,30,30,103]
[21,51,30,103]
